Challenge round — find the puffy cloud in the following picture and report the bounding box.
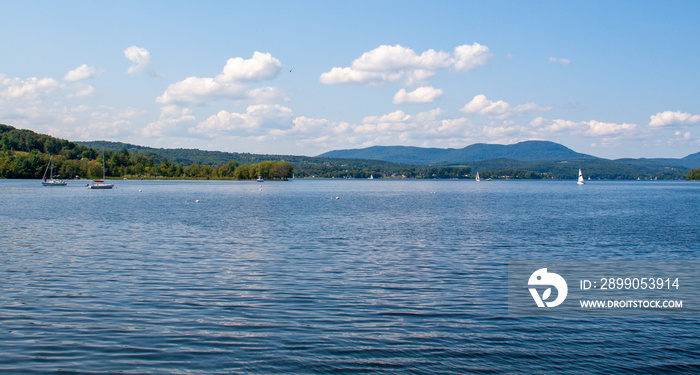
[585,120,636,136]
[351,45,452,72]
[245,86,289,104]
[674,131,692,140]
[404,69,436,86]
[461,94,550,119]
[64,64,101,81]
[124,46,155,75]
[156,76,244,104]
[142,105,196,138]
[531,117,580,133]
[270,116,335,137]
[9,104,143,141]
[548,57,571,67]
[320,43,492,85]
[216,52,283,82]
[191,104,293,134]
[531,117,637,137]
[649,110,700,128]
[70,85,96,98]
[393,86,443,104]
[0,74,62,101]
[453,43,493,71]
[158,52,284,105]
[319,67,401,85]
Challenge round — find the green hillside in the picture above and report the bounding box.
[317,140,596,164]
[0,125,292,180]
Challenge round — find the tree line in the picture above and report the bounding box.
[687,167,700,180]
[0,124,292,180]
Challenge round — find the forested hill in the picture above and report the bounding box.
[641,151,700,169]
[2,124,697,180]
[0,124,294,180]
[317,140,597,164]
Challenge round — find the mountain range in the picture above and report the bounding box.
[318,140,700,168]
[317,141,597,164]
[77,139,700,170]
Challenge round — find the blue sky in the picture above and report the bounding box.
[1,1,699,159]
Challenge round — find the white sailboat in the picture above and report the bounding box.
[577,169,585,185]
[475,172,481,182]
[42,155,67,186]
[87,150,114,189]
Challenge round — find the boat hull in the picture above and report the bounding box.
[42,181,67,186]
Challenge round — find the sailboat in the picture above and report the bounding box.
[42,155,67,186]
[475,172,481,182]
[577,169,585,185]
[87,150,114,189]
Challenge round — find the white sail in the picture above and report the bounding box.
[475,172,481,182]
[577,169,585,185]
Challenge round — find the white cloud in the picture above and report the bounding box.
[548,57,571,67]
[124,46,155,75]
[404,69,436,86]
[649,110,700,128]
[319,67,401,85]
[320,43,492,85]
[453,43,493,71]
[461,94,550,119]
[64,64,100,81]
[8,104,143,141]
[0,74,62,101]
[70,85,96,98]
[351,45,452,72]
[158,52,284,105]
[584,120,637,136]
[531,117,637,137]
[157,76,244,104]
[142,105,196,137]
[674,130,692,140]
[191,104,293,134]
[245,86,289,104]
[393,86,443,104]
[216,52,283,82]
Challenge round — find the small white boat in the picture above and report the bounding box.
[368,174,374,180]
[87,150,114,190]
[577,169,585,185]
[256,176,264,182]
[475,172,481,182]
[42,155,67,186]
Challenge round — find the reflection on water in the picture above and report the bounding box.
[0,179,698,373]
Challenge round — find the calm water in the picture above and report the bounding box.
[0,179,698,374]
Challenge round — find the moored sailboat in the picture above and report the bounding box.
[42,155,67,186]
[87,150,114,189]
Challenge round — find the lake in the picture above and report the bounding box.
[1,179,698,374]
